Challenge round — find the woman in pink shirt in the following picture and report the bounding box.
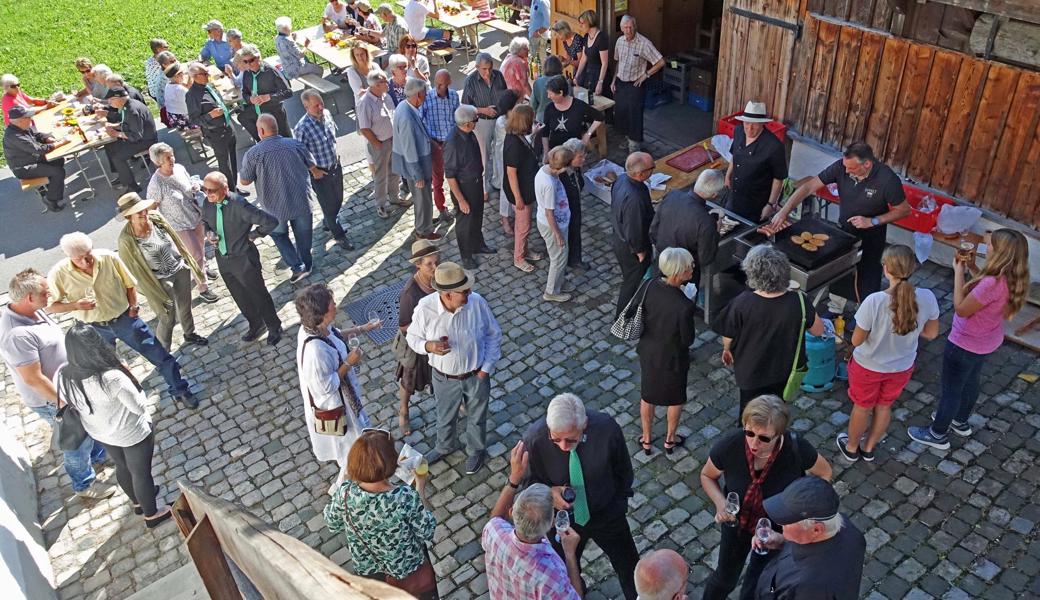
[2,74,54,125]
[908,229,1030,450]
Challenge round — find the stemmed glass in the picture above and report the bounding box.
[554,509,570,543]
[753,518,772,555]
[347,333,360,351]
[724,492,740,527]
[366,310,381,328]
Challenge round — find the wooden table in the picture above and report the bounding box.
[435,2,494,55]
[573,86,615,157]
[300,25,382,71]
[206,65,241,105]
[36,101,117,195]
[650,138,728,202]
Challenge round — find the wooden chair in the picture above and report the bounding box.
[133,149,153,175]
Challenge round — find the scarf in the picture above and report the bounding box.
[390,100,432,183]
[739,436,782,533]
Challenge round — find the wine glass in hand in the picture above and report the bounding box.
[724,492,740,527]
[753,518,772,555]
[554,509,570,543]
[347,333,361,351]
[366,310,381,329]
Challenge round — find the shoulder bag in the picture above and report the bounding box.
[611,278,653,341]
[782,292,809,401]
[54,374,88,451]
[392,329,418,368]
[303,335,348,437]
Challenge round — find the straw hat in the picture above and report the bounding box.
[409,239,440,263]
[203,20,225,32]
[735,100,771,123]
[116,192,155,218]
[432,262,473,292]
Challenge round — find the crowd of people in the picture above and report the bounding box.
[1,2,1035,598]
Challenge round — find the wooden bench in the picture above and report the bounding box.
[263,56,283,70]
[181,128,211,164]
[297,73,343,114]
[485,19,525,36]
[19,177,49,191]
[418,40,456,67]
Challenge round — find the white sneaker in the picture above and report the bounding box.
[76,484,116,500]
[543,292,572,302]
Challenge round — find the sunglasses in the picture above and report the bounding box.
[362,427,391,439]
[744,430,775,444]
[243,57,259,64]
[202,185,223,193]
[405,44,418,49]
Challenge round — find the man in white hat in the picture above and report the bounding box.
[725,101,788,223]
[406,262,502,474]
[199,20,234,71]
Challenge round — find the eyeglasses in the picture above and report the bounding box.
[202,186,223,193]
[243,57,259,64]
[79,70,91,74]
[405,44,418,49]
[744,430,775,444]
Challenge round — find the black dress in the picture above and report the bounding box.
[395,276,433,394]
[636,278,697,406]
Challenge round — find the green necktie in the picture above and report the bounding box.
[206,84,231,126]
[215,201,228,255]
[569,448,590,526]
[251,71,261,116]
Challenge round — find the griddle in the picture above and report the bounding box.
[739,218,858,270]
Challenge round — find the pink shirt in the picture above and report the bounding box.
[949,275,1008,355]
[481,517,580,600]
[3,91,47,125]
[501,54,531,98]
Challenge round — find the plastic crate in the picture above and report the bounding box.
[813,182,955,233]
[717,112,787,141]
[688,92,713,112]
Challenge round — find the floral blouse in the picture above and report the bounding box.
[324,481,436,578]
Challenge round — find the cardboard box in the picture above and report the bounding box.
[584,159,625,204]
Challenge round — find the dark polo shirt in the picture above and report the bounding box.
[755,515,866,600]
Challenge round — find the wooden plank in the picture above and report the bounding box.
[785,13,820,129]
[807,0,826,13]
[833,0,852,20]
[842,31,885,147]
[906,51,962,184]
[871,0,894,30]
[956,64,1021,202]
[863,37,909,156]
[930,59,989,191]
[184,515,242,600]
[823,26,862,148]
[1027,133,1040,229]
[849,0,875,25]
[927,0,1040,26]
[772,29,797,123]
[882,44,935,174]
[908,2,945,45]
[742,20,772,110]
[724,11,753,118]
[803,20,841,141]
[714,8,735,126]
[985,72,1040,216]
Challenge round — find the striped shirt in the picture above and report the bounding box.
[614,33,663,82]
[420,87,460,142]
[240,135,315,222]
[482,517,580,600]
[462,69,507,119]
[383,20,408,55]
[135,225,185,279]
[294,110,339,170]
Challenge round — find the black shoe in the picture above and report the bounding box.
[183,333,209,346]
[335,237,356,250]
[266,326,283,346]
[45,201,65,212]
[465,452,486,475]
[242,325,268,342]
[461,257,478,269]
[476,245,497,254]
[198,290,219,303]
[175,391,200,409]
[236,188,251,197]
[569,261,592,271]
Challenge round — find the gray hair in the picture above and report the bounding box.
[106,73,126,86]
[561,138,586,156]
[376,3,395,16]
[454,104,477,125]
[794,514,844,536]
[187,61,208,77]
[8,269,47,303]
[404,77,427,99]
[91,64,113,79]
[693,168,725,199]
[300,89,322,104]
[275,16,293,32]
[741,244,790,294]
[508,37,530,55]
[624,152,652,176]
[387,53,408,70]
[620,15,637,27]
[239,44,261,60]
[366,69,388,86]
[512,483,554,542]
[59,232,93,257]
[551,20,572,34]
[256,113,278,133]
[1,74,18,88]
[226,28,242,40]
[659,247,694,278]
[546,393,588,432]
[475,52,494,67]
[148,142,174,165]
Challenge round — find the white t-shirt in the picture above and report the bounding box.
[403,0,431,39]
[164,82,188,115]
[324,3,350,26]
[534,166,570,229]
[406,54,430,79]
[853,287,940,373]
[55,368,151,447]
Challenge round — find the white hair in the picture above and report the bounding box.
[512,484,553,541]
[387,54,408,70]
[796,514,844,536]
[546,393,588,432]
[508,37,530,55]
[92,64,113,79]
[620,15,637,27]
[561,138,586,156]
[404,77,427,98]
[275,16,293,32]
[227,28,243,40]
[454,104,477,125]
[257,113,278,133]
[105,73,126,86]
[148,142,174,165]
[1,74,18,88]
[693,168,725,198]
[366,69,388,86]
[239,44,261,59]
[59,232,93,258]
[658,247,694,278]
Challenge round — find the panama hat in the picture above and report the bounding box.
[432,262,473,292]
[116,192,155,218]
[735,100,771,123]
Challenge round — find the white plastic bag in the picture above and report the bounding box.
[936,205,982,235]
[711,134,733,163]
[913,232,933,265]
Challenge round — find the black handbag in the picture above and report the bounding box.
[55,388,88,452]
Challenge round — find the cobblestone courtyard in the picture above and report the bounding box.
[3,155,1039,600]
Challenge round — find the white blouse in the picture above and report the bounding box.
[164,82,189,115]
[55,368,151,447]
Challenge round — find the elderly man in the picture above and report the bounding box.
[754,476,866,599]
[420,69,460,222]
[634,549,688,600]
[393,77,440,240]
[199,20,234,70]
[523,393,638,600]
[2,73,54,125]
[462,53,507,197]
[240,114,318,283]
[403,0,451,41]
[445,104,494,269]
[239,43,293,140]
[295,90,354,249]
[610,16,664,152]
[483,440,583,599]
[650,168,724,289]
[224,29,245,81]
[406,261,502,474]
[47,232,198,408]
[103,88,158,193]
[186,62,238,184]
[3,106,69,212]
[0,269,114,500]
[376,4,409,58]
[274,17,325,80]
[610,152,656,316]
[104,73,149,106]
[200,172,283,345]
[725,101,788,223]
[357,70,401,219]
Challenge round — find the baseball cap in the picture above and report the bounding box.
[763,476,840,526]
[8,106,36,120]
[203,19,225,31]
[107,88,129,98]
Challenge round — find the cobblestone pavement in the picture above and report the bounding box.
[3,145,1039,599]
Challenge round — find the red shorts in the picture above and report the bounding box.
[847,357,914,408]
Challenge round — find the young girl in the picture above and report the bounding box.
[837,245,940,462]
[908,229,1030,450]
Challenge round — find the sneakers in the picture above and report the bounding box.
[836,433,859,462]
[76,484,116,500]
[860,448,875,462]
[182,333,209,346]
[198,289,219,303]
[465,452,486,475]
[930,411,973,436]
[290,269,311,284]
[907,426,951,450]
[543,292,572,303]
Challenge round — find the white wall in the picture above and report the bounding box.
[0,427,57,600]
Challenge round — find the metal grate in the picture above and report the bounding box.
[342,277,411,345]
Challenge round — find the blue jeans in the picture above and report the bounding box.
[932,341,989,437]
[32,405,105,492]
[91,312,189,395]
[270,214,314,273]
[424,27,446,40]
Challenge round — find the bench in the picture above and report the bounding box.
[263,56,283,70]
[485,19,526,36]
[19,177,49,191]
[418,40,456,67]
[181,128,211,164]
[298,73,343,114]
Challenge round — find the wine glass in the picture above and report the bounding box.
[347,334,360,351]
[753,518,772,555]
[83,287,96,304]
[554,509,570,543]
[724,492,740,527]
[366,309,381,328]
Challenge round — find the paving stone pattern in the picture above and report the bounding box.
[2,147,1039,600]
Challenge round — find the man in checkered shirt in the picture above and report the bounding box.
[294,90,355,250]
[610,15,664,153]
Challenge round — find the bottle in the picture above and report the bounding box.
[834,315,845,338]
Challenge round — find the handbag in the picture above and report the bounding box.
[55,386,88,452]
[303,336,348,437]
[611,278,652,341]
[343,491,438,596]
[782,292,809,401]
[391,329,418,369]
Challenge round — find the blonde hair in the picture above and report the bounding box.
[882,245,920,335]
[578,10,598,27]
[546,146,574,171]
[741,395,789,434]
[969,228,1029,318]
[506,104,534,135]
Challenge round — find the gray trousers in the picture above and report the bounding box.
[408,178,435,235]
[155,267,195,349]
[538,220,568,295]
[474,118,496,195]
[432,370,490,456]
[367,138,399,210]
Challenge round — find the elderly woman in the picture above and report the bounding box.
[574,10,608,96]
[699,395,832,600]
[345,45,373,99]
[714,245,824,418]
[444,104,488,270]
[295,283,378,472]
[501,37,532,98]
[491,89,521,237]
[274,16,325,80]
[636,247,697,454]
[542,75,603,158]
[162,64,194,130]
[324,429,438,598]
[560,138,589,270]
[503,104,542,273]
[386,54,410,106]
[396,240,440,435]
[551,21,584,71]
[323,0,360,32]
[2,74,54,126]
[146,143,216,302]
[529,55,562,124]
[115,192,208,350]
[398,35,430,82]
[536,146,574,303]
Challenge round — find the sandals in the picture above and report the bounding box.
[377,206,389,219]
[399,409,412,436]
[144,505,173,528]
[514,260,536,273]
[637,436,653,456]
[664,435,686,454]
[527,251,544,261]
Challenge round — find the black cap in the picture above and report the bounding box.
[108,88,129,98]
[7,106,35,119]
[763,476,840,525]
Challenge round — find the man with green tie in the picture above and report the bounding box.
[523,392,639,600]
[186,62,238,184]
[199,172,283,345]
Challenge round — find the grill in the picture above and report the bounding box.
[734,218,862,292]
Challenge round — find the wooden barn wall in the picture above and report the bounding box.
[786,13,1040,228]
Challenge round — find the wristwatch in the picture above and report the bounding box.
[129,304,140,312]
[507,479,520,489]
[870,217,880,227]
